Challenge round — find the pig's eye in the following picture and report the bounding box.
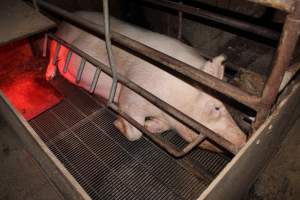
[214,106,220,111]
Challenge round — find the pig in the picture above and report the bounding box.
[46,11,246,151]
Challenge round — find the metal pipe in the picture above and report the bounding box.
[63,50,72,73]
[255,1,300,127]
[36,0,261,111]
[90,68,101,94]
[143,0,281,40]
[76,58,86,83]
[102,0,118,104]
[48,33,239,155]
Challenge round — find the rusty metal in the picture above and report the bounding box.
[36,0,261,111]
[48,33,239,155]
[255,0,300,127]
[143,0,281,40]
[248,0,295,12]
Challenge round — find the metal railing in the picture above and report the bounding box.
[36,0,300,156]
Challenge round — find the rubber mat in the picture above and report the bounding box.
[30,78,230,200]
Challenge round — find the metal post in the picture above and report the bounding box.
[103,0,118,104]
[90,68,101,94]
[255,1,300,127]
[76,58,86,83]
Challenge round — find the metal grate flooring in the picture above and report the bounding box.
[29,78,230,200]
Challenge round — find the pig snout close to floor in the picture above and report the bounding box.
[114,55,247,151]
[46,11,247,152]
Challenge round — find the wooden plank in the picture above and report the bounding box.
[0,0,56,46]
[248,0,294,12]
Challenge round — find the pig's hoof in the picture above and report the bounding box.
[114,118,142,141]
[144,117,170,134]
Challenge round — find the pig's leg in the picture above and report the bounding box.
[144,117,171,133]
[114,116,144,141]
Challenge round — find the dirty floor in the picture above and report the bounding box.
[246,117,300,200]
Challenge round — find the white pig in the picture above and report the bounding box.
[46,11,246,151]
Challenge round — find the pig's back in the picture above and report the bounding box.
[75,11,207,70]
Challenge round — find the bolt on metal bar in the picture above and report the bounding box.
[36,0,261,111]
[143,0,281,40]
[90,68,101,94]
[76,58,86,83]
[63,50,72,73]
[48,33,239,155]
[255,1,300,127]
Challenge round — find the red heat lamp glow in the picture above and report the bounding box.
[0,39,62,120]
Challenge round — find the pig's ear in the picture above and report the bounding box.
[202,55,226,80]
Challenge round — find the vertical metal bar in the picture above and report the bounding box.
[63,50,72,73]
[255,1,300,127]
[76,58,86,83]
[42,34,48,58]
[52,42,61,65]
[103,0,118,104]
[89,68,102,94]
[177,1,183,40]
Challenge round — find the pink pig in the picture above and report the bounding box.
[46,11,246,151]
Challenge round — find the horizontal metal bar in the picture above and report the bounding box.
[48,33,239,155]
[37,0,261,111]
[248,0,295,12]
[143,0,280,40]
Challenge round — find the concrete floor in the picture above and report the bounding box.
[0,117,64,200]
[247,117,300,200]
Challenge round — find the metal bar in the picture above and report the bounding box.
[90,68,101,94]
[143,0,281,40]
[42,33,48,57]
[177,1,183,40]
[109,103,207,157]
[36,0,261,111]
[102,0,118,104]
[255,1,300,127]
[76,58,86,83]
[63,50,72,73]
[52,41,61,65]
[48,33,239,155]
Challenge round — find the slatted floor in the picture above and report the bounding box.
[29,78,230,200]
